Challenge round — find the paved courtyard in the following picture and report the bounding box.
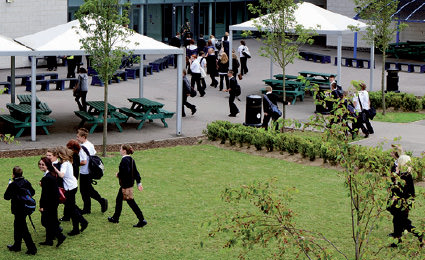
[1,39,425,155]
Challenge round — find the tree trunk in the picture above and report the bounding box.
[381,50,386,115]
[282,67,286,120]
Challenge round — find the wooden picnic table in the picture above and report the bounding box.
[74,101,128,133]
[118,98,174,130]
[273,74,299,80]
[17,94,52,115]
[0,103,55,137]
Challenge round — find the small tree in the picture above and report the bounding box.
[76,0,135,156]
[248,0,315,120]
[209,178,346,259]
[353,0,406,115]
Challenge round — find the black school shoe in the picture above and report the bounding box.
[39,241,53,246]
[7,244,21,252]
[133,220,148,228]
[26,248,37,255]
[108,216,119,223]
[56,235,66,248]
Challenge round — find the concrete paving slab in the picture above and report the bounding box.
[0,39,424,155]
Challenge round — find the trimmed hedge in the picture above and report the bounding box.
[204,121,424,181]
[369,91,422,112]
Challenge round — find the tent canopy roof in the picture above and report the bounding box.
[229,2,367,35]
[15,19,182,56]
[0,35,32,56]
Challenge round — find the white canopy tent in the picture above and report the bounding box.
[10,19,184,141]
[0,35,33,104]
[229,2,372,89]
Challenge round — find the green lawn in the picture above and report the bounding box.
[374,112,425,123]
[0,145,423,259]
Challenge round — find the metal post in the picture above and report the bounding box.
[140,5,144,35]
[10,56,15,103]
[139,59,144,98]
[229,30,233,70]
[208,3,212,36]
[370,41,375,91]
[270,57,273,79]
[353,32,358,58]
[31,56,36,141]
[176,54,183,135]
[337,35,342,84]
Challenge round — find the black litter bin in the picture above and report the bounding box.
[314,85,331,114]
[387,68,400,92]
[243,95,262,127]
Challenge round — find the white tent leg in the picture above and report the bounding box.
[31,56,36,141]
[337,35,342,84]
[176,54,183,136]
[229,31,233,70]
[370,41,374,91]
[139,59,144,98]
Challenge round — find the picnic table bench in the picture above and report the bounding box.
[17,94,52,115]
[8,72,58,85]
[260,84,305,105]
[385,61,425,73]
[74,101,128,133]
[25,80,50,91]
[118,98,174,130]
[334,57,374,69]
[0,103,55,137]
[299,51,331,64]
[273,74,299,81]
[49,78,79,90]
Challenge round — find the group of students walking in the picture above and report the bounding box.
[4,128,147,256]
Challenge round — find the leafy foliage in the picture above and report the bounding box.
[76,0,135,156]
[247,0,315,119]
[209,179,345,259]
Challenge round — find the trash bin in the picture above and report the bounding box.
[386,68,400,92]
[243,95,262,127]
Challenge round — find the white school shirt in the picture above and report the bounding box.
[237,45,248,57]
[79,140,96,175]
[61,161,78,191]
[357,90,370,111]
[190,59,201,73]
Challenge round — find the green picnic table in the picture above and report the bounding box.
[0,103,55,137]
[74,101,128,133]
[118,97,174,130]
[260,80,305,105]
[273,74,299,80]
[17,94,52,115]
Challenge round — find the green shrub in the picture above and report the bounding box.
[217,127,228,144]
[252,130,267,150]
[264,131,276,152]
[401,93,421,112]
[369,91,382,109]
[227,128,239,146]
[275,134,287,152]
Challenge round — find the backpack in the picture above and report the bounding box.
[82,146,105,182]
[233,83,241,97]
[17,187,36,216]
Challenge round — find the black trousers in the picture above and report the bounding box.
[209,72,218,86]
[46,56,57,71]
[80,174,103,213]
[65,188,87,231]
[75,91,88,112]
[191,73,205,96]
[112,187,145,221]
[67,59,76,78]
[182,95,196,117]
[219,74,229,91]
[240,57,248,75]
[41,207,65,242]
[229,93,239,115]
[362,110,374,134]
[13,214,36,250]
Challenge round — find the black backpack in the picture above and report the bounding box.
[17,187,36,216]
[82,146,105,182]
[233,83,241,97]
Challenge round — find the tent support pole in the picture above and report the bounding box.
[10,56,15,103]
[139,59,144,98]
[337,35,342,84]
[31,56,36,141]
[370,40,374,91]
[270,57,273,79]
[229,30,233,70]
[176,54,183,136]
[353,32,358,59]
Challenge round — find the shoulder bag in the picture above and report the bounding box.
[242,47,251,59]
[122,157,135,201]
[357,95,368,122]
[263,94,282,118]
